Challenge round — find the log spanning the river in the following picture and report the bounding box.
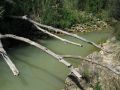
[10,16,103,50]
[0,37,19,75]
[0,34,82,79]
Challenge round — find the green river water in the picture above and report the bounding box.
[0,31,110,90]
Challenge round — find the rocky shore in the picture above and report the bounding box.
[64,37,120,90]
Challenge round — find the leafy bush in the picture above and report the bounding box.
[0,0,113,29]
[41,0,79,29]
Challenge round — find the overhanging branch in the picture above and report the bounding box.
[10,16,104,51]
[0,38,19,76]
[0,34,82,79]
[34,24,83,47]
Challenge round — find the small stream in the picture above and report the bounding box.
[0,31,111,90]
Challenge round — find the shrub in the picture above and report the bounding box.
[41,0,79,29]
[0,0,113,29]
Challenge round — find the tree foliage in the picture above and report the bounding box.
[41,0,80,28]
[0,0,111,29]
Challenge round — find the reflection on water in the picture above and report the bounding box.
[0,31,110,90]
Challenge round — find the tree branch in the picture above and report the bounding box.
[10,16,104,50]
[0,38,19,76]
[0,34,82,79]
[34,24,83,47]
[61,55,120,76]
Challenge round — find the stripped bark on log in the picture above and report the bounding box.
[0,38,19,76]
[0,34,82,79]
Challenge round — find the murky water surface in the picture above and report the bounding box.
[0,31,110,90]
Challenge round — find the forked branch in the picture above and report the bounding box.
[0,34,82,79]
[10,16,103,50]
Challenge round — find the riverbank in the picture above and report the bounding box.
[64,37,120,90]
[49,20,112,36]
[0,31,110,90]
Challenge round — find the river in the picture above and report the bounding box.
[0,31,111,90]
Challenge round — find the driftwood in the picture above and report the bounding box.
[34,24,83,47]
[0,15,111,78]
[32,21,102,49]
[10,16,103,50]
[61,55,120,76]
[0,34,82,79]
[0,38,19,76]
[10,16,82,47]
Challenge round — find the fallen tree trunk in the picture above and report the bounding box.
[0,34,82,79]
[0,38,19,76]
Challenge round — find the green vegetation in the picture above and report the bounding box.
[94,82,101,90]
[0,1,120,90]
[0,0,120,40]
[41,0,79,28]
[41,0,111,28]
[111,0,120,40]
[0,0,111,29]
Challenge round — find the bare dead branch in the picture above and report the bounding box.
[0,39,19,76]
[34,24,83,47]
[10,16,83,47]
[0,34,82,79]
[10,16,104,50]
